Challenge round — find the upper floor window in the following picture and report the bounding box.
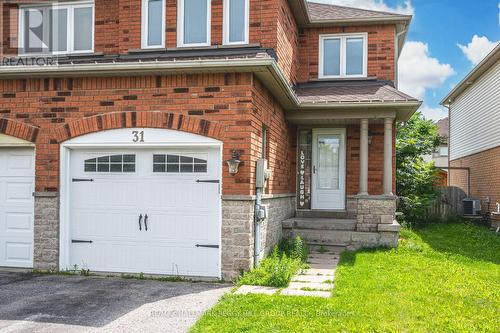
[19,1,94,55]
[141,0,165,49]
[223,0,249,45]
[319,33,367,79]
[178,0,211,47]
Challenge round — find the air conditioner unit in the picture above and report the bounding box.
[463,198,481,216]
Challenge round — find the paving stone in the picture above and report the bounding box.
[280,289,331,298]
[235,285,278,295]
[308,254,340,260]
[308,262,336,269]
[301,268,334,276]
[291,274,334,283]
[288,282,333,291]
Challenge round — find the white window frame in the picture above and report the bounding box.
[141,0,166,49]
[18,1,94,56]
[223,0,249,45]
[177,0,211,47]
[318,33,368,79]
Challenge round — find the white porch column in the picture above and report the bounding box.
[384,117,394,195]
[359,118,369,195]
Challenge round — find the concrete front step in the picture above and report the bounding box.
[295,210,353,219]
[283,218,357,231]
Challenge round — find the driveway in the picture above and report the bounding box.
[0,272,230,333]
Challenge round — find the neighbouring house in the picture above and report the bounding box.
[441,44,500,216]
[0,0,420,280]
[424,117,449,186]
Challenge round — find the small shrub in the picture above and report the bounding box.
[238,237,309,288]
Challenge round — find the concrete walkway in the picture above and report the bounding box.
[236,250,340,298]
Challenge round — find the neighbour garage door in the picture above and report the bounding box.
[69,147,221,277]
[0,148,35,268]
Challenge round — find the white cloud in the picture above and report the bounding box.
[418,105,448,122]
[398,41,455,100]
[498,1,500,26]
[458,35,499,65]
[309,0,414,15]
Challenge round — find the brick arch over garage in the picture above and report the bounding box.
[0,118,40,143]
[54,111,225,143]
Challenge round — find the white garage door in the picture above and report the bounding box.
[0,148,35,268]
[69,147,221,277]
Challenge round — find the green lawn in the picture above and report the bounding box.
[192,222,500,332]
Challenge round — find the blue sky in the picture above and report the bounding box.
[312,0,500,121]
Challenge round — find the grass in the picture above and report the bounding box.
[237,236,309,288]
[191,222,500,332]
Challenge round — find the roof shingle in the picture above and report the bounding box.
[307,1,403,22]
[294,80,419,104]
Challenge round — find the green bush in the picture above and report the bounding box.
[237,236,309,288]
[396,112,442,227]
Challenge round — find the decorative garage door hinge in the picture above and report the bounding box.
[72,239,93,243]
[195,244,219,249]
[196,179,220,183]
[72,178,94,182]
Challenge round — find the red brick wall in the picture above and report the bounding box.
[297,24,396,83]
[346,123,396,196]
[0,73,295,196]
[450,146,500,213]
[252,78,296,194]
[273,0,299,84]
[2,0,396,86]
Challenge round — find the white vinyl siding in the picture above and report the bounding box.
[449,60,500,161]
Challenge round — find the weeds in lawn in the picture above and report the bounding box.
[238,236,309,288]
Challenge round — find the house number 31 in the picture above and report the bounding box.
[132,130,145,143]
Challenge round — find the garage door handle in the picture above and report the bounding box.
[72,239,93,243]
[196,179,220,183]
[144,214,148,231]
[195,244,219,249]
[72,178,94,182]
[138,214,142,231]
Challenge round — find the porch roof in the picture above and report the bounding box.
[294,80,418,104]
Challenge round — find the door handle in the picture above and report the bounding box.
[138,214,142,231]
[144,214,148,231]
[313,165,316,174]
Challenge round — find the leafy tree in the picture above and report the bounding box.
[396,112,442,226]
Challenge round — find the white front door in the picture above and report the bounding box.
[68,147,221,277]
[311,129,346,210]
[0,148,35,268]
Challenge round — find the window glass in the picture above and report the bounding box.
[323,38,341,76]
[21,4,94,55]
[183,0,208,44]
[50,8,67,52]
[229,0,246,43]
[147,0,163,46]
[153,154,207,173]
[84,155,136,173]
[346,37,363,75]
[25,9,45,53]
[74,7,93,51]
